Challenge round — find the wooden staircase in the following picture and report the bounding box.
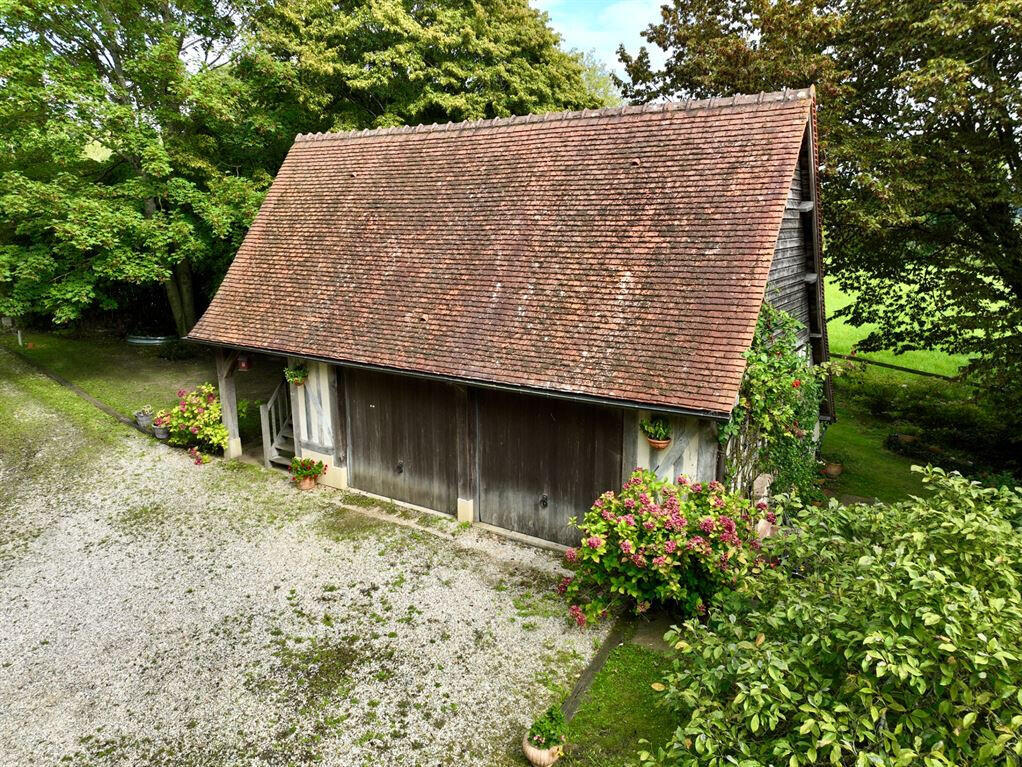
[260,379,296,469]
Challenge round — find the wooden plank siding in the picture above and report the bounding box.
[765,160,811,346]
[347,369,459,514]
[476,389,624,546]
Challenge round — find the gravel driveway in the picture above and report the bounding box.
[0,354,603,766]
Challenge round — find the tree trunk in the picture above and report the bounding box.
[164,277,189,338]
[174,257,197,330]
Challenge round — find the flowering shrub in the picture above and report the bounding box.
[289,457,327,483]
[640,468,1022,767]
[187,447,211,465]
[526,706,566,750]
[561,469,772,625]
[155,384,228,453]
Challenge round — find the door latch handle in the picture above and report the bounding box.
[396,461,404,474]
[539,493,549,508]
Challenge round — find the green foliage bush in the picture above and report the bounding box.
[155,383,228,453]
[562,470,773,625]
[642,468,1022,767]
[840,366,1021,480]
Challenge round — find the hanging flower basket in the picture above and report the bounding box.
[284,364,308,387]
[640,415,672,451]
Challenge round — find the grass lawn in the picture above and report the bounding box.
[563,644,676,766]
[825,280,968,378]
[0,330,280,441]
[821,280,973,503]
[820,386,927,503]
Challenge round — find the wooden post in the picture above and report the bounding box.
[329,366,347,470]
[259,402,272,468]
[215,348,242,459]
[455,385,477,523]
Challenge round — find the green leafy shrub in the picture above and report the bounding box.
[642,468,1022,767]
[561,469,773,625]
[720,304,834,498]
[840,365,1021,480]
[155,383,228,453]
[527,706,566,750]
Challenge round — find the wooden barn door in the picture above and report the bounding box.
[477,390,623,546]
[347,369,458,514]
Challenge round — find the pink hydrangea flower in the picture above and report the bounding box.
[189,425,199,434]
[676,475,690,486]
[699,517,715,533]
[569,605,586,627]
[177,389,187,397]
[652,556,667,567]
[556,576,573,595]
[711,495,725,508]
[766,511,777,524]
[564,547,579,564]
[691,483,703,493]
[643,520,656,531]
[621,514,635,527]
[756,500,769,511]
[664,539,678,554]
[619,540,634,555]
[585,536,604,550]
[630,553,647,568]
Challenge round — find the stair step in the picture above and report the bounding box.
[269,453,293,467]
[274,435,294,451]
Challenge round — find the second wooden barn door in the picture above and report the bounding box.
[476,390,623,546]
[347,369,458,514]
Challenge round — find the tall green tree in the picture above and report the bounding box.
[241,0,604,134]
[0,0,602,335]
[0,0,274,336]
[618,0,1022,393]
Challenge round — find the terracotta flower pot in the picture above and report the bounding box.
[646,436,671,451]
[296,475,317,491]
[823,462,844,479]
[522,737,562,767]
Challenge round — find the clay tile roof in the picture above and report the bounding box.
[189,88,816,418]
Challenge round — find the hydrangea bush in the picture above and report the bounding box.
[155,383,228,453]
[561,469,774,625]
[641,468,1022,767]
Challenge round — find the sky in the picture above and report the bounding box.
[531,0,668,78]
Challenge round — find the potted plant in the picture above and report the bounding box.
[134,405,154,431]
[152,411,171,440]
[289,457,327,490]
[522,706,565,766]
[640,415,672,450]
[284,364,309,387]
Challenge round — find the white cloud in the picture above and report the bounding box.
[533,0,668,78]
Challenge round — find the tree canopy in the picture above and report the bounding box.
[618,0,1022,394]
[0,0,605,335]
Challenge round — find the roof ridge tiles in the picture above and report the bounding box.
[293,87,813,143]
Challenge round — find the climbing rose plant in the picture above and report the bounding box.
[719,303,836,498]
[155,383,228,453]
[561,469,774,625]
